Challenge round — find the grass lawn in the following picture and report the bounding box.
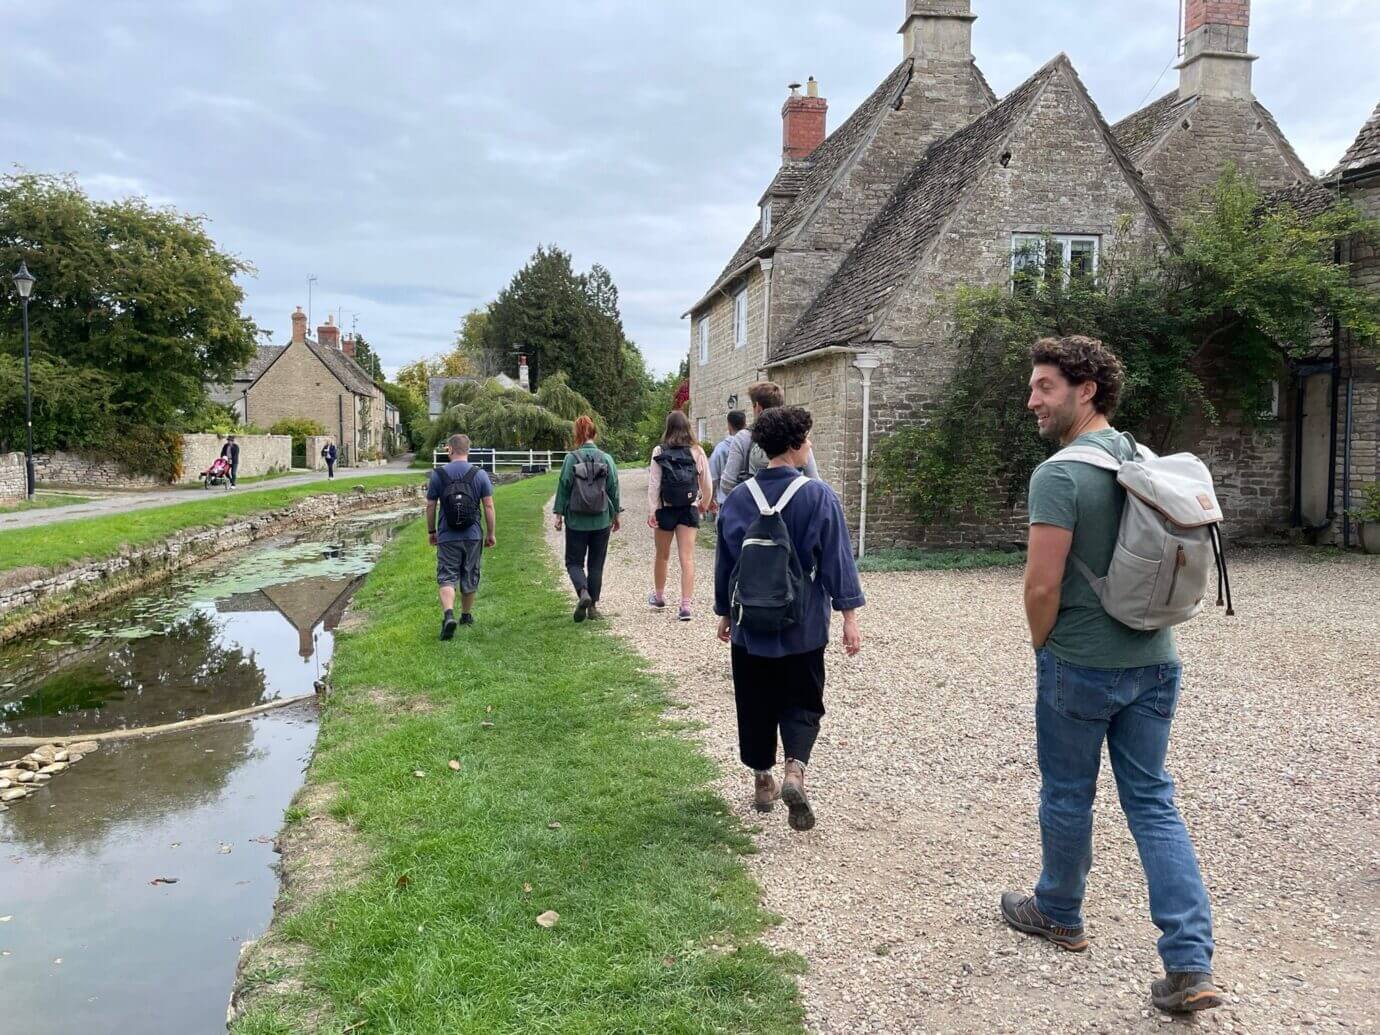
[231,475,802,1035]
[0,491,91,515]
[0,473,425,574]
[857,547,1025,573]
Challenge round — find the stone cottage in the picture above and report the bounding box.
[240,308,387,464]
[687,0,1345,551]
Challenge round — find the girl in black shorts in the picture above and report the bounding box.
[646,410,713,621]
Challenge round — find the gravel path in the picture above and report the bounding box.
[545,469,1379,1034]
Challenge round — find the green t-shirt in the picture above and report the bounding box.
[1027,428,1177,669]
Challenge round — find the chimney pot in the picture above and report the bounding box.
[317,313,342,351]
[518,354,530,392]
[291,306,307,345]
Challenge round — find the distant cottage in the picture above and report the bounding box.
[688,0,1376,549]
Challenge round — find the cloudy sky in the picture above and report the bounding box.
[3,1,1377,376]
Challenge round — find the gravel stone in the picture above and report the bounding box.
[547,471,1379,1033]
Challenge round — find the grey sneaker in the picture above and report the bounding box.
[678,602,692,622]
[1151,972,1222,1013]
[574,590,592,623]
[999,892,1089,952]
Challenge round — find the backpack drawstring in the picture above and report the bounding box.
[1210,525,1234,617]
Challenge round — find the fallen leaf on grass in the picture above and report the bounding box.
[547,821,562,830]
[448,760,461,771]
[535,911,559,929]
[395,874,411,889]
[522,883,532,895]
[480,722,495,729]
[412,770,426,778]
[485,705,493,714]
[662,956,677,968]
[149,877,179,886]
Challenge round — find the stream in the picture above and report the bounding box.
[0,507,415,1034]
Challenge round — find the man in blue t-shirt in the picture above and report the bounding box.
[425,434,496,640]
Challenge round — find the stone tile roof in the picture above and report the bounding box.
[759,161,811,204]
[773,61,1059,361]
[1262,181,1337,220]
[1252,100,1313,181]
[1332,100,1380,179]
[305,340,377,397]
[241,346,284,383]
[1112,91,1199,165]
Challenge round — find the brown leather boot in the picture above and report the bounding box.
[752,771,779,812]
[781,759,815,831]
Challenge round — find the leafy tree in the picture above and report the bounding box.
[421,371,600,454]
[394,351,475,403]
[0,353,117,453]
[350,335,384,383]
[877,169,1380,525]
[0,172,258,426]
[380,381,425,449]
[455,306,499,375]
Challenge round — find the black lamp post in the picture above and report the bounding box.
[11,262,35,500]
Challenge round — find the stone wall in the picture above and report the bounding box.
[34,452,165,489]
[0,483,425,636]
[0,452,25,502]
[1340,175,1380,539]
[181,434,291,483]
[304,435,333,471]
[688,264,767,442]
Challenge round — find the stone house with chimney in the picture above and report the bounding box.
[238,308,387,464]
[688,0,1352,551]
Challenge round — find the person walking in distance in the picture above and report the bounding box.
[553,416,622,622]
[1003,336,1220,1014]
[647,410,714,621]
[718,382,820,499]
[321,439,338,479]
[708,410,746,507]
[220,435,240,488]
[425,434,496,640]
[714,406,864,831]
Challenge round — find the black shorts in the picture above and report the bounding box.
[654,505,700,531]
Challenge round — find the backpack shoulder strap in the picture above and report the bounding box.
[774,475,811,515]
[461,465,479,486]
[744,478,772,516]
[1045,446,1123,473]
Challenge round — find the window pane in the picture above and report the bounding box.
[1069,239,1096,280]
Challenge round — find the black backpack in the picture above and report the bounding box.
[439,466,483,532]
[729,476,813,633]
[655,446,699,507]
[569,453,611,515]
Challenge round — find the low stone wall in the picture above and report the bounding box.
[34,451,164,489]
[181,434,291,483]
[0,452,24,502]
[0,483,424,638]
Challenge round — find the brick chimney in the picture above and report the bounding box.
[1179,0,1255,100]
[291,306,307,345]
[342,333,357,359]
[317,313,341,350]
[782,77,827,162]
[518,354,531,392]
[900,0,976,64]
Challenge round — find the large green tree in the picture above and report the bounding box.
[0,172,259,426]
[479,246,639,420]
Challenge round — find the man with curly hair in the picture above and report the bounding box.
[1001,336,1220,1015]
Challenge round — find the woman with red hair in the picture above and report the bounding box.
[553,415,622,622]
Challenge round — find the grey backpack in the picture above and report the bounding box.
[1045,438,1234,630]
[569,454,610,515]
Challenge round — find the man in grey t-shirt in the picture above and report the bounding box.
[717,381,819,499]
[1001,336,1218,1016]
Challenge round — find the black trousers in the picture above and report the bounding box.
[326,460,335,479]
[228,462,238,486]
[731,644,826,771]
[564,526,611,603]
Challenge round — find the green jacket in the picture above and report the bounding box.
[553,444,621,531]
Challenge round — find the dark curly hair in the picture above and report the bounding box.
[751,405,813,459]
[1029,336,1125,416]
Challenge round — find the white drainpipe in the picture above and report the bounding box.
[852,353,882,558]
[758,257,774,373]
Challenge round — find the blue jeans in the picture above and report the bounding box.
[1034,649,1214,973]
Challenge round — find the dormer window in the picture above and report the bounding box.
[761,203,773,237]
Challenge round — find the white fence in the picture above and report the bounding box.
[432,448,568,472]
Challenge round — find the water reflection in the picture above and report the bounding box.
[0,511,408,739]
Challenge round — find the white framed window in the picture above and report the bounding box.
[698,318,710,366]
[761,202,773,237]
[734,290,748,349]
[697,418,707,443]
[1011,234,1100,292]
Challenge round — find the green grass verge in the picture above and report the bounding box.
[0,474,425,574]
[0,492,91,515]
[231,475,802,1035]
[857,547,1025,573]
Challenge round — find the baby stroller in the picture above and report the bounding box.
[202,456,233,490]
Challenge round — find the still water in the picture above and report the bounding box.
[0,508,414,1034]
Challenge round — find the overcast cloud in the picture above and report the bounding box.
[3,0,1377,376]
